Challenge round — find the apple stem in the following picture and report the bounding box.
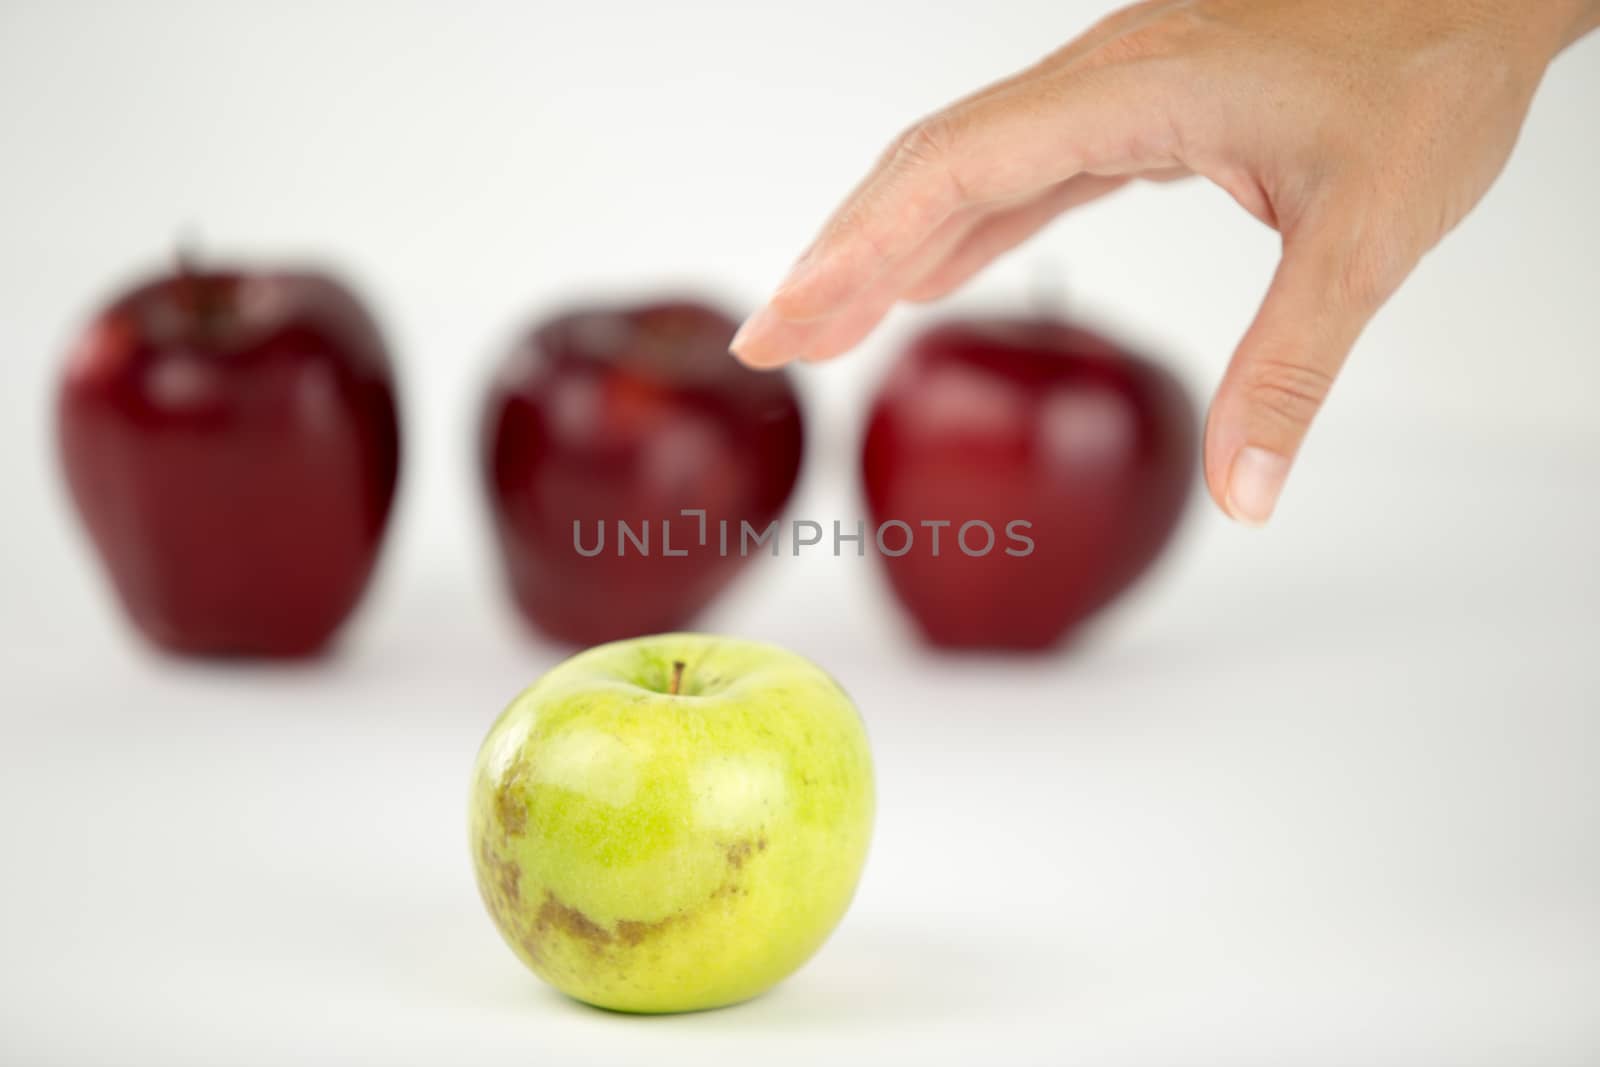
[174,239,199,306]
[174,225,207,284]
[668,660,686,696]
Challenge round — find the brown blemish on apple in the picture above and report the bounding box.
[475,837,522,908]
[723,835,768,870]
[474,841,529,965]
[494,762,531,836]
[615,914,677,947]
[537,893,610,948]
[710,876,750,900]
[523,890,703,956]
[516,929,545,966]
[494,783,527,837]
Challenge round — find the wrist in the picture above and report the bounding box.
[1479,0,1600,71]
[1568,0,1600,46]
[1538,0,1600,51]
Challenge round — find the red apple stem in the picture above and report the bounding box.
[173,236,205,316]
[668,660,686,696]
[174,226,206,284]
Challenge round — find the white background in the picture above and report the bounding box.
[1,2,1597,1064]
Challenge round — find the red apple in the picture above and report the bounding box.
[57,263,401,657]
[482,300,805,645]
[861,317,1196,650]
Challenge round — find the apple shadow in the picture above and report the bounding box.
[755,927,1067,1028]
[515,922,1082,1033]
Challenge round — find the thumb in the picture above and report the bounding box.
[1204,217,1411,526]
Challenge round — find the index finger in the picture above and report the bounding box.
[731,63,1180,366]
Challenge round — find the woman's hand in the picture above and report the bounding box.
[729,0,1599,524]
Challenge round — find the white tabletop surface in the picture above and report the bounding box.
[2,3,1597,1064]
[3,426,1597,1066]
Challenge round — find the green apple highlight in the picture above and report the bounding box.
[469,634,875,1013]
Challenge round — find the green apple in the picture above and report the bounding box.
[468,633,875,1014]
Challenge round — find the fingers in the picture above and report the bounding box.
[733,205,990,367]
[786,68,1167,310]
[739,180,1124,367]
[1204,213,1414,525]
[902,174,1131,303]
[730,61,1180,368]
[750,171,1156,364]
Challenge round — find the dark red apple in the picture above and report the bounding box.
[57,263,401,657]
[482,300,805,645]
[861,317,1196,650]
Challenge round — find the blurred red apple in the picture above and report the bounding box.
[861,317,1195,650]
[56,262,401,657]
[483,300,805,645]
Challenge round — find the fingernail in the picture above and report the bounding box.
[729,306,780,363]
[1225,446,1290,526]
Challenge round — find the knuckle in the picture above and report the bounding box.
[888,111,974,204]
[896,113,959,169]
[1241,359,1334,432]
[1077,0,1168,48]
[1080,32,1151,71]
[1081,14,1196,71]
